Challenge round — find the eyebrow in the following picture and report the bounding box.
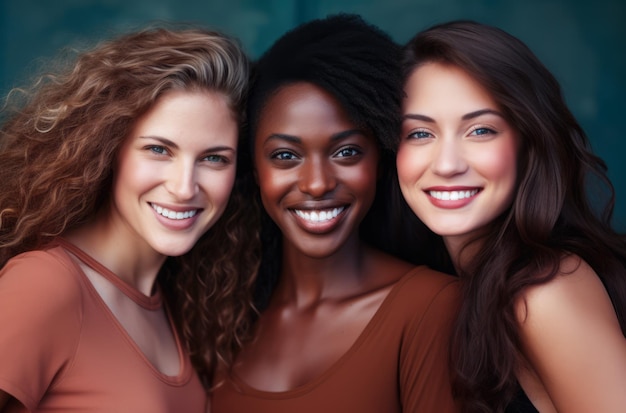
[403,113,435,123]
[140,135,235,152]
[263,129,365,144]
[461,109,504,121]
[403,109,505,122]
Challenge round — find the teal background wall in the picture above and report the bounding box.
[1,0,625,228]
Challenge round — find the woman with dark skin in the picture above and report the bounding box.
[211,14,460,413]
[0,27,258,411]
[397,20,626,412]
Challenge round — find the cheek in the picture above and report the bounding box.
[350,162,379,203]
[396,144,427,185]
[474,140,518,186]
[255,165,291,222]
[208,169,237,208]
[114,158,158,197]
[256,168,280,200]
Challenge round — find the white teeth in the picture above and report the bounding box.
[150,203,198,220]
[429,189,479,200]
[294,207,344,223]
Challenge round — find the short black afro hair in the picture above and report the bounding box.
[247,13,403,152]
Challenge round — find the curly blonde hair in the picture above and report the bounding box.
[0,26,260,387]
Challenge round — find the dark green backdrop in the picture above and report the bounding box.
[2,0,625,228]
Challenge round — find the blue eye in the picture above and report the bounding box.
[408,130,432,139]
[147,145,168,155]
[204,154,229,163]
[470,127,496,136]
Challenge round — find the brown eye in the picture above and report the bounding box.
[271,150,298,161]
[335,147,360,158]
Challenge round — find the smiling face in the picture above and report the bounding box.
[254,82,380,259]
[396,62,518,254]
[111,89,238,258]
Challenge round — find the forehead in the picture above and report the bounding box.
[262,82,343,113]
[256,82,356,136]
[126,89,238,148]
[404,62,499,112]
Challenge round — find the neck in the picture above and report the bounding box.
[443,234,481,275]
[64,212,166,296]
[277,233,367,308]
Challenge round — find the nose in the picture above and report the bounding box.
[430,137,468,177]
[297,156,336,197]
[165,160,199,200]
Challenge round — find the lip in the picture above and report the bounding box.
[423,186,481,209]
[288,202,349,234]
[149,202,202,230]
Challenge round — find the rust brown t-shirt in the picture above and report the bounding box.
[0,243,206,412]
[212,266,461,413]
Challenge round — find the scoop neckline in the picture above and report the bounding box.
[229,266,426,398]
[54,238,192,384]
[56,237,162,309]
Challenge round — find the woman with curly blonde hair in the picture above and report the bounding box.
[0,26,259,412]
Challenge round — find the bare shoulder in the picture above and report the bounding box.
[515,255,617,328]
[514,254,626,412]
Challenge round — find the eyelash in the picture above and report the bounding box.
[145,145,230,164]
[204,154,231,164]
[469,126,497,136]
[406,126,497,140]
[269,146,362,161]
[270,150,299,161]
[146,145,169,155]
[334,146,361,158]
[407,130,432,140]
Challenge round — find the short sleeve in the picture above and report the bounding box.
[0,249,83,410]
[399,278,461,413]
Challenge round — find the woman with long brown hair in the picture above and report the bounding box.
[397,20,626,413]
[0,27,258,412]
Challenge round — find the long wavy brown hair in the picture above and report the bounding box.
[0,26,260,387]
[401,21,626,412]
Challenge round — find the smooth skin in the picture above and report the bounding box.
[0,89,238,410]
[67,89,238,375]
[397,62,626,412]
[232,82,413,391]
[397,62,517,268]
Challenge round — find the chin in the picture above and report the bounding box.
[296,243,342,259]
[154,241,197,258]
